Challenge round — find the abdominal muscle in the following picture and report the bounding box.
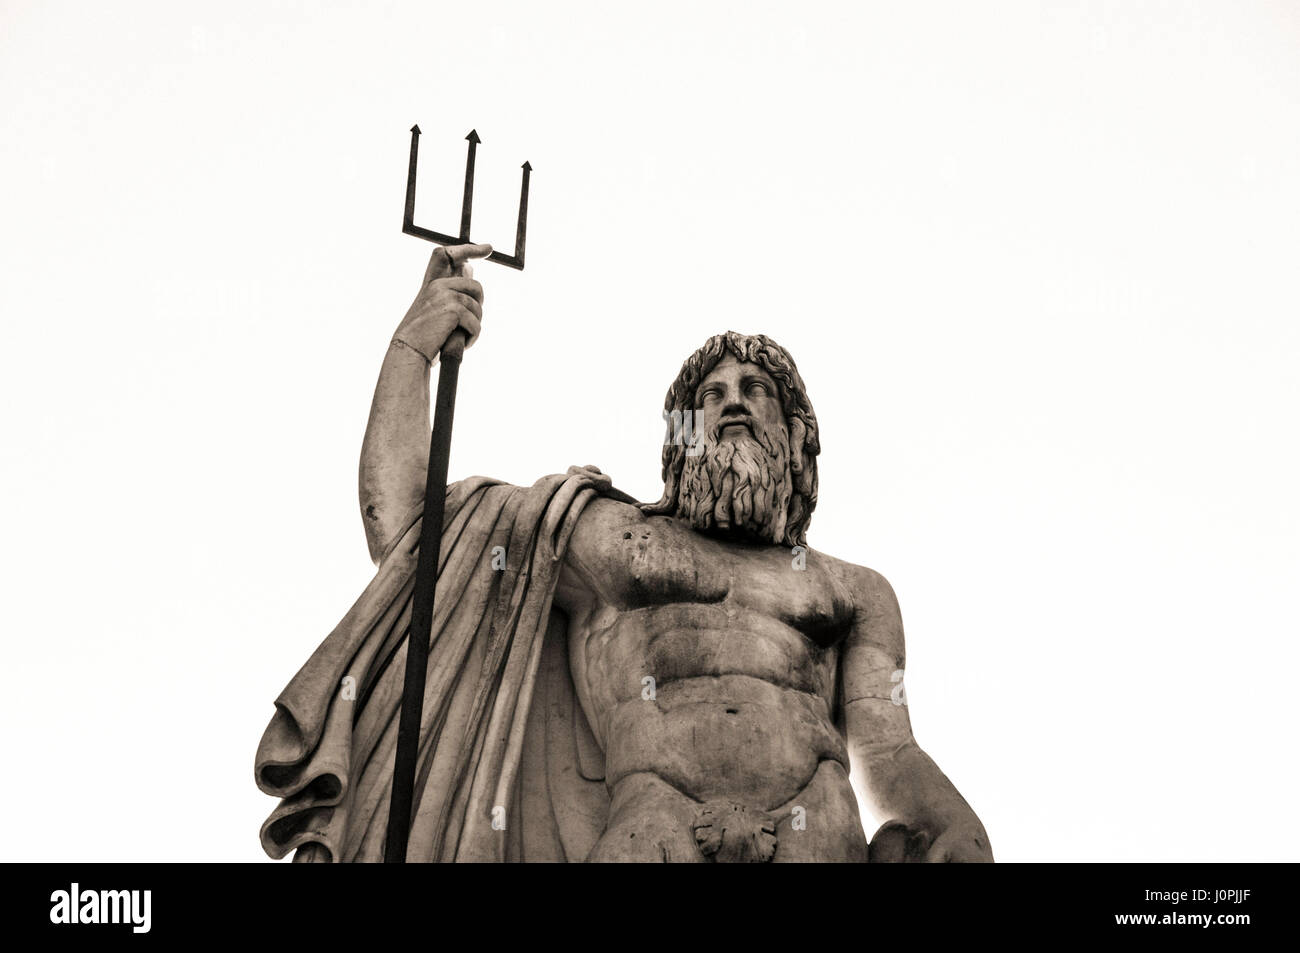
[603,673,846,807]
[570,605,862,848]
[575,666,869,861]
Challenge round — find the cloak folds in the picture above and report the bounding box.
[254,473,612,862]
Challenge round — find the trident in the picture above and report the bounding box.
[385,126,531,863]
[402,125,530,268]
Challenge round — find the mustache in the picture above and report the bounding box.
[710,414,758,442]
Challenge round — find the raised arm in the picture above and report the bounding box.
[358,243,491,563]
[839,565,993,862]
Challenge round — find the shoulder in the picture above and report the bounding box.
[558,494,673,609]
[813,553,905,661]
[571,494,650,541]
[814,552,899,616]
[563,495,648,580]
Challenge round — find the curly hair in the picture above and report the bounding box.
[642,331,820,546]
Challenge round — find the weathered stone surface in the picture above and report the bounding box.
[257,249,992,863]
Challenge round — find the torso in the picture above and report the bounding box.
[555,496,870,862]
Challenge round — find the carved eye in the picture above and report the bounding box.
[746,381,770,398]
[699,387,722,404]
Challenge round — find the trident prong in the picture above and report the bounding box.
[403,125,529,270]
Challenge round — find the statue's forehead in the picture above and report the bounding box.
[700,353,774,385]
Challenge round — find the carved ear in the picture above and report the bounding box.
[789,418,807,476]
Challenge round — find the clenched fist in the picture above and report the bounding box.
[391,242,493,362]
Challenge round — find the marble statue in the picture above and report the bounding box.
[254,243,993,863]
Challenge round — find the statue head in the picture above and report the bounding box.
[644,331,820,547]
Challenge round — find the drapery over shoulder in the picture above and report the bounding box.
[254,472,612,862]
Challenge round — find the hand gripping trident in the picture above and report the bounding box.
[385,126,530,863]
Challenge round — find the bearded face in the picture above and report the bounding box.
[676,355,793,545]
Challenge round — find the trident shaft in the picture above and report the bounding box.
[385,127,530,864]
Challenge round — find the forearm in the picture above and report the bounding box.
[358,340,432,563]
[854,736,986,838]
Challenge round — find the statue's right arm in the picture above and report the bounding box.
[358,243,492,564]
[840,564,993,862]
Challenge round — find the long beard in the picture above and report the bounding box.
[677,423,793,545]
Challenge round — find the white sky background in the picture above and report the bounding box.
[1,0,1297,862]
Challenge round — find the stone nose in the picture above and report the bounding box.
[720,398,749,419]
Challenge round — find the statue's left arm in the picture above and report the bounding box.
[839,565,994,862]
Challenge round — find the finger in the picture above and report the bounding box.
[462,263,473,279]
[564,468,612,490]
[424,286,481,315]
[446,243,493,270]
[425,294,481,323]
[447,291,482,320]
[458,311,482,346]
[423,245,457,284]
[438,278,484,303]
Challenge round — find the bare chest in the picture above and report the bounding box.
[565,500,854,648]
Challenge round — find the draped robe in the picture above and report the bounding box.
[254,472,613,862]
